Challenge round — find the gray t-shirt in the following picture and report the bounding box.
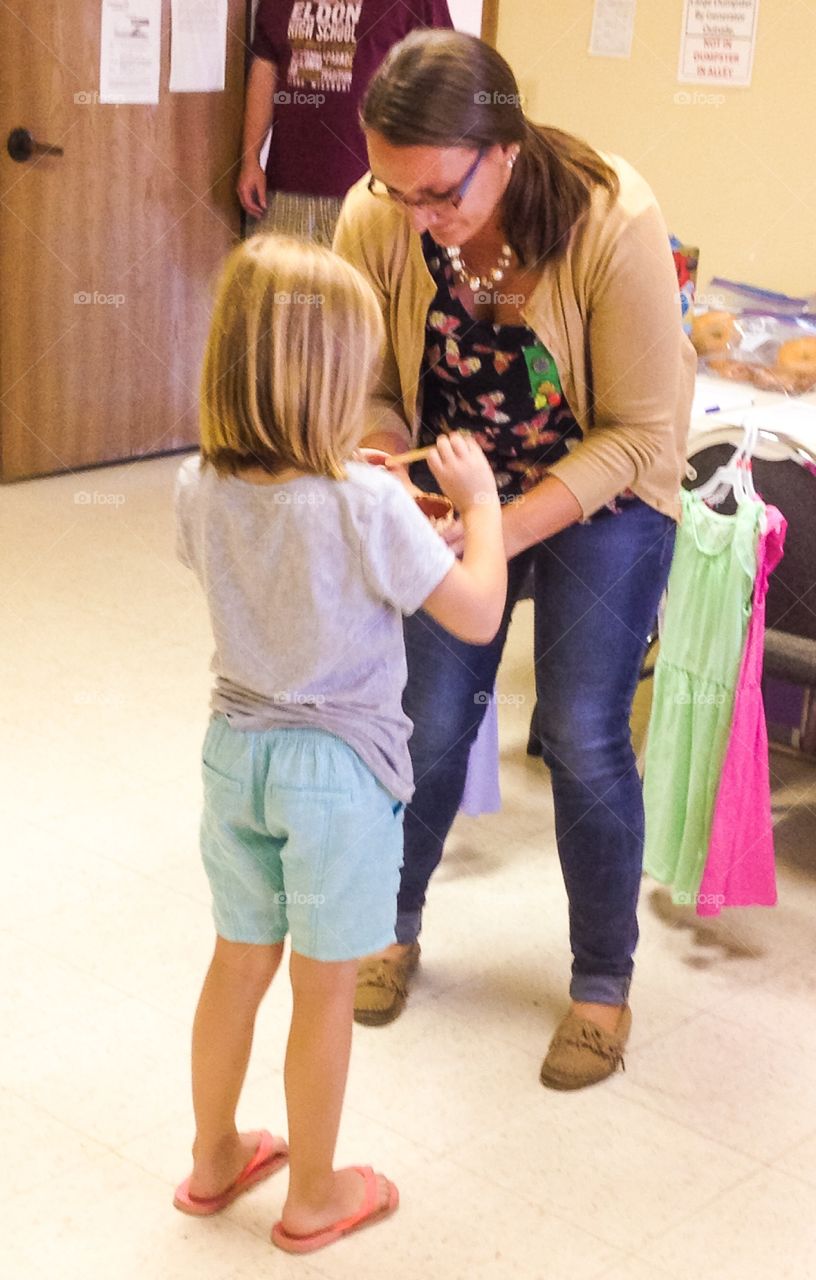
[175,456,455,802]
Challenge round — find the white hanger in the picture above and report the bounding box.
[690,416,759,507]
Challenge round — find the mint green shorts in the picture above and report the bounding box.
[199,717,405,961]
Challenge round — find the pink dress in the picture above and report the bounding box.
[696,505,787,916]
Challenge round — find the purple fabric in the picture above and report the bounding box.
[459,691,501,816]
[697,505,787,916]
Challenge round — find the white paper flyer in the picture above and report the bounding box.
[170,0,229,94]
[99,0,162,105]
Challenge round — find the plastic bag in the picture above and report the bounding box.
[691,280,816,394]
[696,277,811,316]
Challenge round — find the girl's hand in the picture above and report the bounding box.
[426,432,498,515]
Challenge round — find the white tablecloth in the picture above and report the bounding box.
[690,374,816,457]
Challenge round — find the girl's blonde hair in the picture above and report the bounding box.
[200,233,384,477]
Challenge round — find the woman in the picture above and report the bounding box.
[333,30,695,1089]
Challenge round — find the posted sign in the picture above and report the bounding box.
[678,0,759,86]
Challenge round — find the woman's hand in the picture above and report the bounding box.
[237,161,268,218]
[439,517,465,557]
[501,475,584,558]
[357,448,423,498]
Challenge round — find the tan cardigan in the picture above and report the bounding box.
[333,155,696,521]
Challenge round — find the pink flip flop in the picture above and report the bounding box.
[173,1130,289,1216]
[271,1165,399,1254]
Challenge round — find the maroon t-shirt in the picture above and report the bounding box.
[251,0,453,199]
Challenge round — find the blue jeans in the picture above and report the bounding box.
[397,497,676,1005]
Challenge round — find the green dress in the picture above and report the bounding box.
[643,489,762,903]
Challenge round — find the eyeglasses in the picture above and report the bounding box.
[367,149,485,211]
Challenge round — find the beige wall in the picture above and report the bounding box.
[497,1,815,297]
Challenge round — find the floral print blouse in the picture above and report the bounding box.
[417,232,582,501]
[417,233,636,514]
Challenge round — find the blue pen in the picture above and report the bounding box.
[704,401,754,414]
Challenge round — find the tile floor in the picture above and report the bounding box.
[3,454,816,1280]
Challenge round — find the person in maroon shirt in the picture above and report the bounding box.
[238,0,453,244]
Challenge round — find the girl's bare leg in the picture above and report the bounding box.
[188,935,284,1197]
[281,951,392,1237]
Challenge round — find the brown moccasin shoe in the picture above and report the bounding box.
[539,1005,632,1090]
[353,943,421,1026]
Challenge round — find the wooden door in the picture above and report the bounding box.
[0,1,248,481]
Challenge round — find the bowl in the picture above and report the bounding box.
[414,491,454,527]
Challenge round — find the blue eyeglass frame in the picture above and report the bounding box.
[367,148,486,210]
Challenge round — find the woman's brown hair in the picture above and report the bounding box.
[361,30,619,269]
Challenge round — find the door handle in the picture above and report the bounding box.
[7,128,64,163]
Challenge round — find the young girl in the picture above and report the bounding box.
[172,233,506,1254]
